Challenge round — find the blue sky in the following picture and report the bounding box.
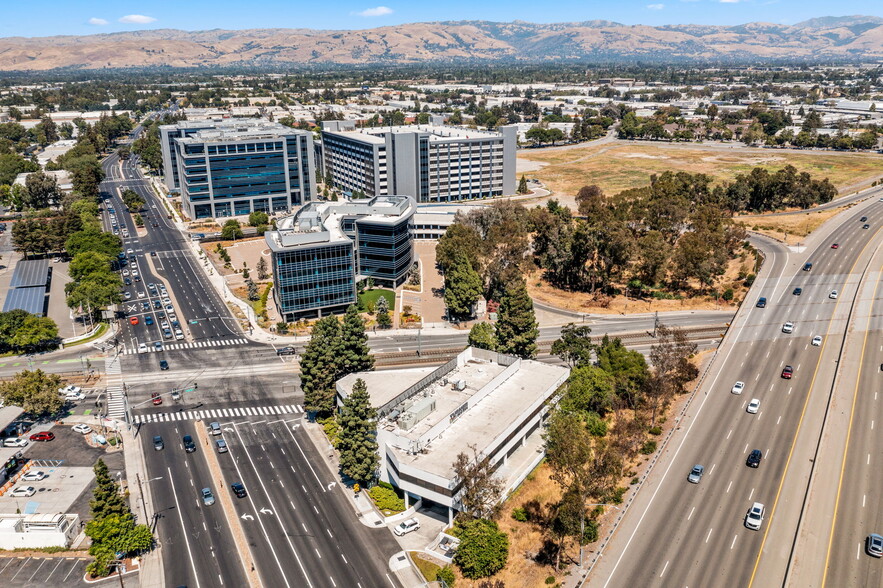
[3,0,881,37]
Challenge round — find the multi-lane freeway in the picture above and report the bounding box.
[590,187,883,587]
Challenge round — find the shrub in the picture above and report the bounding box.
[545,576,557,585]
[640,440,657,455]
[511,507,528,522]
[607,486,628,504]
[436,566,456,587]
[722,288,734,302]
[368,485,405,512]
[631,476,640,485]
[319,416,339,448]
[648,426,662,436]
[744,273,756,287]
[453,518,509,579]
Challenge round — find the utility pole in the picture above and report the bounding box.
[136,473,147,523]
[652,311,659,338]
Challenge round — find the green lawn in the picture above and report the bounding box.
[409,552,442,583]
[358,289,395,312]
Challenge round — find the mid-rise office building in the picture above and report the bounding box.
[266,196,416,321]
[320,121,516,203]
[160,119,316,219]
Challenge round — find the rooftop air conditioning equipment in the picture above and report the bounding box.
[454,379,467,391]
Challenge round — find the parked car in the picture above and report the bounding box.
[72,424,92,434]
[10,486,36,498]
[687,464,704,484]
[394,518,421,536]
[22,471,46,482]
[2,437,27,448]
[29,432,55,442]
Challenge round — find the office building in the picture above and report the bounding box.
[320,121,517,203]
[159,119,316,219]
[265,195,416,321]
[336,347,570,523]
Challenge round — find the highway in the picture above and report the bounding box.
[589,194,883,587]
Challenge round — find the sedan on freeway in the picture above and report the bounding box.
[731,381,745,395]
[687,464,704,484]
[867,533,883,558]
[745,502,765,530]
[782,365,794,379]
[812,336,822,346]
[747,399,760,414]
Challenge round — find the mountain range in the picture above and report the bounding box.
[1,15,882,71]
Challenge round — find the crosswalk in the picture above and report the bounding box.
[133,404,304,424]
[124,337,249,354]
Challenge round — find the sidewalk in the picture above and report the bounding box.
[120,425,165,588]
[300,418,425,588]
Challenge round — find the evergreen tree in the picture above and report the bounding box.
[337,378,379,484]
[467,322,496,351]
[444,252,483,320]
[256,257,269,280]
[341,305,374,374]
[517,175,529,194]
[301,316,343,417]
[495,278,539,359]
[90,459,128,520]
[375,295,392,329]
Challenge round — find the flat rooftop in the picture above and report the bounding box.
[324,124,506,144]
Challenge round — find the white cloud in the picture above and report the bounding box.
[119,14,157,24]
[88,17,108,25]
[719,0,740,3]
[354,6,394,17]
[647,3,665,8]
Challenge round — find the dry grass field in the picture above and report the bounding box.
[741,205,851,245]
[518,142,883,210]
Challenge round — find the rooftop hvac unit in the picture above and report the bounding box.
[453,379,467,391]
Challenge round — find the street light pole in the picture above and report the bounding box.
[579,503,621,568]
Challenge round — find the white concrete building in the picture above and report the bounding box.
[336,347,569,523]
[0,513,80,550]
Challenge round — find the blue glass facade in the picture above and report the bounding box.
[166,122,315,220]
[273,243,356,320]
[356,221,412,283]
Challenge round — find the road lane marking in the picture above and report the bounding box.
[710,464,716,475]
[749,488,755,500]
[757,411,762,421]
[868,453,871,465]
[660,561,669,577]
[744,443,749,453]
[857,543,861,560]
[789,387,793,395]
[731,535,738,550]
[341,553,347,564]
[314,548,321,559]
[706,528,713,544]
[167,466,203,588]
[777,416,782,425]
[863,495,866,508]
[872,420,875,430]
[727,430,732,440]
[688,507,695,521]
[726,481,732,493]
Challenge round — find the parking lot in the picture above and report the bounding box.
[0,556,113,587]
[2,424,124,522]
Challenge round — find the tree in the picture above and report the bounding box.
[121,189,145,212]
[117,145,131,161]
[467,322,496,351]
[23,171,61,209]
[562,365,616,417]
[246,279,259,301]
[453,518,509,579]
[595,335,649,410]
[452,445,504,519]
[0,152,39,186]
[221,220,243,240]
[65,228,122,258]
[301,316,343,417]
[256,257,269,280]
[517,175,529,194]
[375,295,392,329]
[248,211,269,227]
[11,218,51,257]
[444,252,482,319]
[551,323,593,368]
[91,459,129,520]
[341,305,374,374]
[0,369,64,415]
[647,324,698,424]
[69,251,113,281]
[9,315,58,351]
[337,378,379,484]
[494,278,538,359]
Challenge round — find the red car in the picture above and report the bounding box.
[151,392,162,406]
[781,365,794,379]
[831,243,839,249]
[129,317,139,325]
[29,432,55,442]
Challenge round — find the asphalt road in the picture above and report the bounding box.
[591,196,883,587]
[139,420,248,588]
[215,416,402,588]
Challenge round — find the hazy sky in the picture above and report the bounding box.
[3,0,881,37]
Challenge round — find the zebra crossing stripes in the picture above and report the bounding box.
[124,337,249,354]
[133,404,303,424]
